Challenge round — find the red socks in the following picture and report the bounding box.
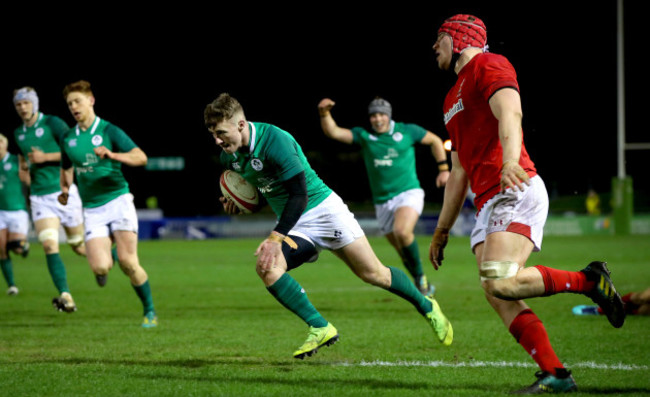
[509,309,564,375]
[534,265,595,296]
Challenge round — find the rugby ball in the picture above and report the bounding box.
[219,170,260,214]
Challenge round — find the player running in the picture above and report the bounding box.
[59,80,157,327]
[318,97,449,296]
[13,87,85,313]
[429,14,625,393]
[0,133,30,296]
[206,93,452,359]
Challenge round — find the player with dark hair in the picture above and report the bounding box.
[59,80,157,327]
[318,97,449,296]
[206,93,452,359]
[429,14,625,394]
[13,86,86,312]
[0,133,30,296]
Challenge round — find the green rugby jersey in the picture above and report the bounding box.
[220,122,332,218]
[0,153,27,211]
[60,117,137,208]
[13,113,69,196]
[351,121,427,204]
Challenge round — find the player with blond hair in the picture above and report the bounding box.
[60,80,157,327]
[206,93,452,360]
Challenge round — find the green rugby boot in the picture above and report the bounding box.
[512,370,577,394]
[425,296,452,346]
[293,322,338,359]
[142,311,158,328]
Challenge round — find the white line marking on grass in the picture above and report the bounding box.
[335,360,648,371]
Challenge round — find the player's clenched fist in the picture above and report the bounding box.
[429,227,449,270]
[318,98,336,117]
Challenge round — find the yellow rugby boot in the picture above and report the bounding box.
[425,296,453,346]
[293,322,339,359]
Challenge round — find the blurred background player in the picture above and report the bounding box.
[0,133,30,295]
[574,287,650,316]
[429,14,625,394]
[206,93,452,359]
[60,80,157,327]
[13,87,85,312]
[318,97,449,296]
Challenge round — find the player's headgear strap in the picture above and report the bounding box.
[368,98,392,119]
[13,87,39,115]
[438,14,488,54]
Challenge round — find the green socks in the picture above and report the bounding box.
[1,258,15,287]
[387,266,432,315]
[267,273,328,328]
[46,253,69,293]
[111,246,119,264]
[400,240,424,280]
[133,280,155,315]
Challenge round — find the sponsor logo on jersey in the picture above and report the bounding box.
[232,162,241,171]
[91,135,103,146]
[4,163,12,171]
[373,148,398,168]
[444,98,464,125]
[35,128,44,138]
[69,139,77,147]
[251,158,263,171]
[18,134,25,141]
[393,132,403,142]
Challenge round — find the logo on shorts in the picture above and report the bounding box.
[251,158,263,171]
[91,135,103,146]
[393,132,403,142]
[35,128,44,138]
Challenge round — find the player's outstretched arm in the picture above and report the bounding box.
[318,98,354,144]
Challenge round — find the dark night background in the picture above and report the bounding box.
[1,2,647,217]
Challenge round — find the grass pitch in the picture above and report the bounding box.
[1,235,649,396]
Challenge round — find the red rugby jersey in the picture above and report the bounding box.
[443,52,537,211]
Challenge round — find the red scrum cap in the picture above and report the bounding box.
[438,14,487,54]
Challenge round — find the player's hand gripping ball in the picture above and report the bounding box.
[219,170,261,214]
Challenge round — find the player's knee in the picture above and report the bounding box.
[282,234,318,271]
[479,260,520,299]
[391,227,413,246]
[38,229,59,253]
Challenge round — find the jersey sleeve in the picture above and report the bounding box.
[350,127,366,145]
[404,123,427,143]
[476,55,520,102]
[265,128,304,182]
[45,116,71,144]
[106,124,138,152]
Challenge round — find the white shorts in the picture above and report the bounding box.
[30,184,83,228]
[374,188,425,235]
[290,192,365,251]
[0,210,29,235]
[470,175,548,252]
[83,193,138,241]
